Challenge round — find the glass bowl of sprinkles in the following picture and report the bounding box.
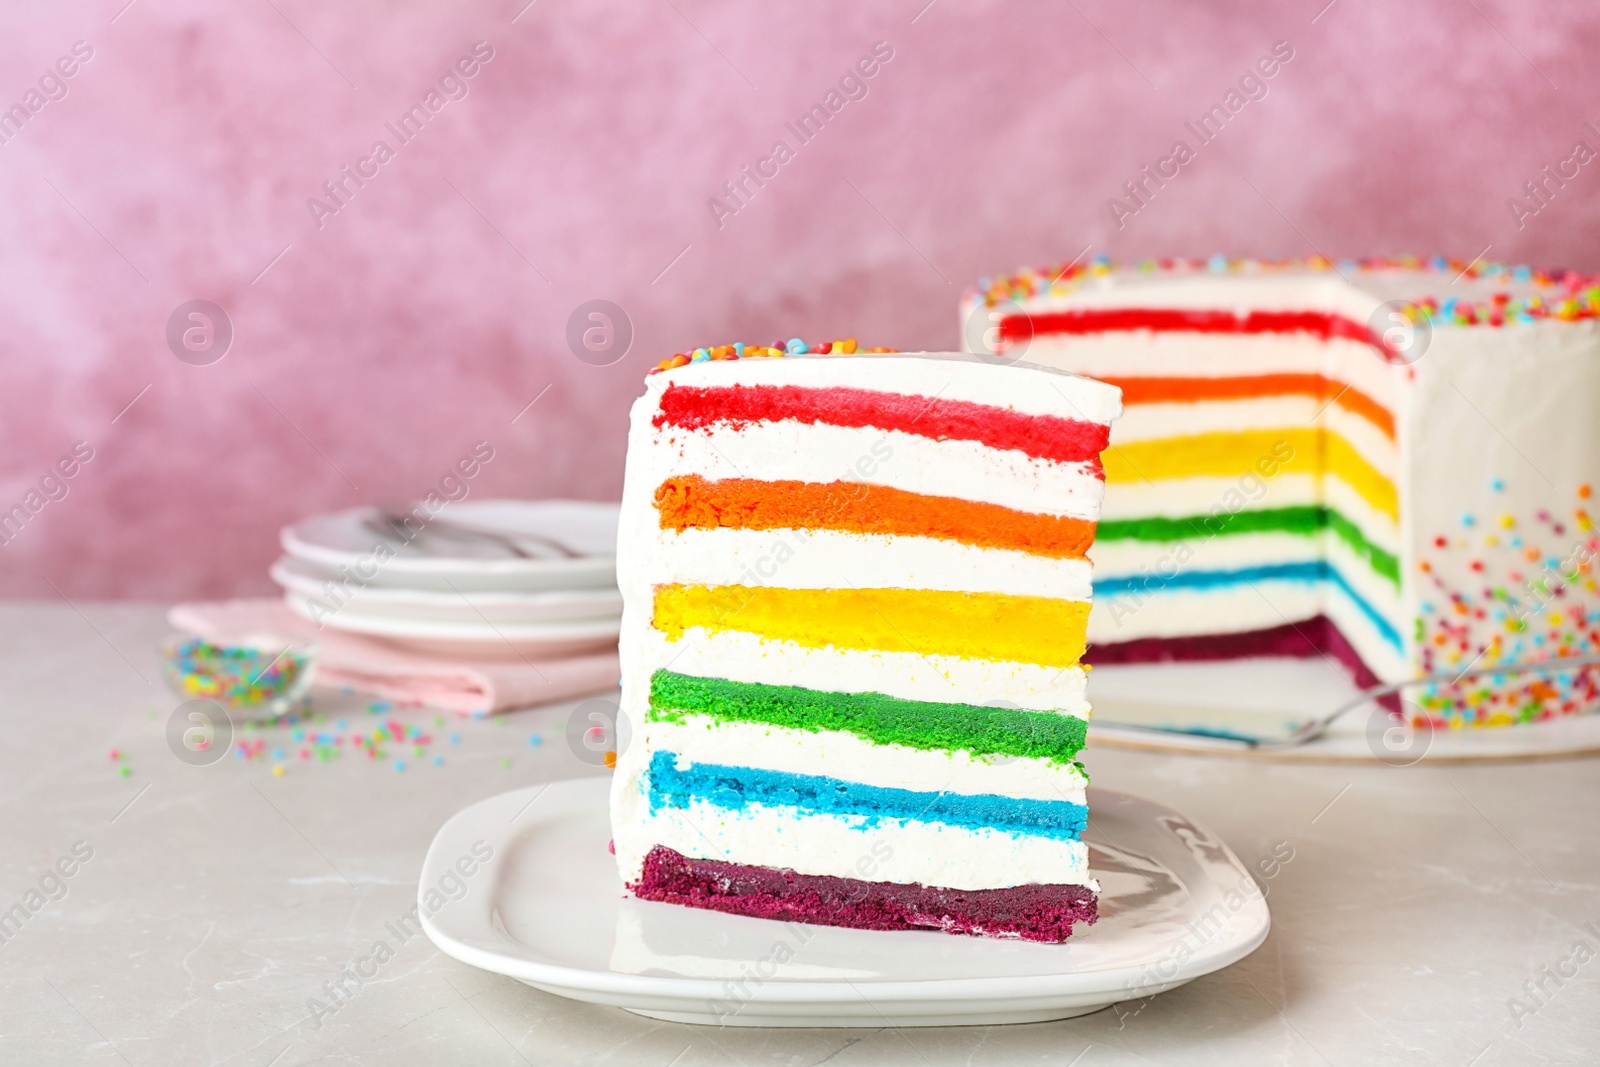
[161,633,318,720]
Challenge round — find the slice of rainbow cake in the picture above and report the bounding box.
[609,340,1122,942]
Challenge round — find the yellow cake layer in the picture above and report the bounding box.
[1103,428,1398,522]
[652,584,1090,668]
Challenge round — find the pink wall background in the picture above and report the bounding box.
[3,0,1598,599]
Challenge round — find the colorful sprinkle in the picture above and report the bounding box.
[1416,480,1600,728]
[968,256,1600,342]
[650,338,887,375]
[162,637,314,712]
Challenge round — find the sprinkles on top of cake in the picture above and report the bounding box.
[650,338,895,375]
[968,254,1600,328]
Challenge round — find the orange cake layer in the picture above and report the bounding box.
[653,475,1097,560]
[1099,374,1395,440]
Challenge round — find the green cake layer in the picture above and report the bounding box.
[1096,504,1398,586]
[648,670,1088,765]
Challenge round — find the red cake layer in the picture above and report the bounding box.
[632,845,1098,944]
[653,383,1111,468]
[1087,615,1398,711]
[1000,307,1380,348]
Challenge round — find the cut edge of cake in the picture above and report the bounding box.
[961,255,1600,728]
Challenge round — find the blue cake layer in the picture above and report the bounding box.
[645,750,1088,841]
[1094,560,1401,651]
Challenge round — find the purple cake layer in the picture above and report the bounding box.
[1087,615,1399,710]
[632,845,1098,943]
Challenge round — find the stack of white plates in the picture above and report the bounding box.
[273,500,622,657]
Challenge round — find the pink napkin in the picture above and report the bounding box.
[167,599,619,716]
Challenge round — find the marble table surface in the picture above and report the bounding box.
[1,602,1596,1066]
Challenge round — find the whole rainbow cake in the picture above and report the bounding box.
[610,340,1122,941]
[962,256,1600,727]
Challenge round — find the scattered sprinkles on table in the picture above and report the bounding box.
[1413,480,1600,727]
[217,702,551,774]
[649,338,896,375]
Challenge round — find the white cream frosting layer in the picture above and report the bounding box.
[1093,531,1401,612]
[1099,473,1399,553]
[1325,588,1408,680]
[1089,575,1408,681]
[631,627,1091,716]
[640,717,1088,801]
[1113,397,1397,478]
[648,422,1107,521]
[651,527,1094,600]
[611,789,1094,892]
[971,270,1439,331]
[1005,333,1407,411]
[1091,575,1313,644]
[1017,272,1382,317]
[975,264,1571,323]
